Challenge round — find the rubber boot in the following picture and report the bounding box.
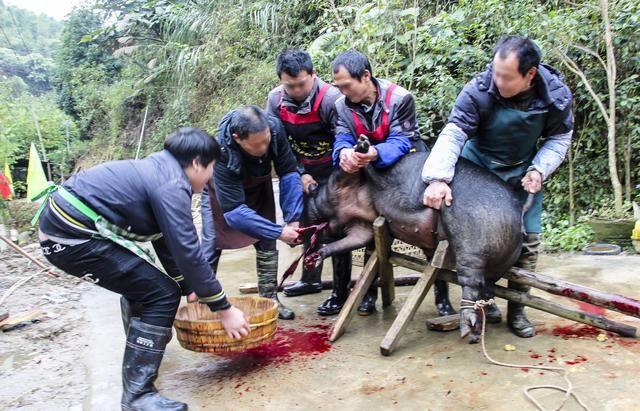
[317,252,352,316]
[257,249,295,320]
[283,244,323,297]
[484,300,502,324]
[120,296,143,335]
[507,233,539,338]
[433,279,456,316]
[357,283,377,316]
[121,319,187,411]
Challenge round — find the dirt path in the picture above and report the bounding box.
[2,244,640,410]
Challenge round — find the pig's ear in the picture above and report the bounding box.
[308,183,319,196]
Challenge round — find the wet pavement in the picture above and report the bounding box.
[79,246,640,411]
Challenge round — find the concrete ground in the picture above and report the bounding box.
[77,246,640,411]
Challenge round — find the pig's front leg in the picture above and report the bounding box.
[304,221,374,270]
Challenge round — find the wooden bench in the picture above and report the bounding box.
[328,217,640,356]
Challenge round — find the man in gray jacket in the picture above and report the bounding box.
[422,36,573,338]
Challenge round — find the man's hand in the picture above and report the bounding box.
[339,147,378,173]
[339,148,360,174]
[521,170,542,194]
[187,292,198,303]
[301,174,318,194]
[423,181,453,209]
[279,224,301,245]
[219,306,251,339]
[353,146,378,167]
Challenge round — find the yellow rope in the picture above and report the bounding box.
[459,299,591,411]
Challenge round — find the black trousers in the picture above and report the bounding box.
[40,238,181,328]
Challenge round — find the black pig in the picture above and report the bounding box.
[303,150,523,343]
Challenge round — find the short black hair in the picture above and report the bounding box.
[276,48,314,78]
[164,127,220,168]
[331,49,373,80]
[493,35,541,76]
[230,105,270,140]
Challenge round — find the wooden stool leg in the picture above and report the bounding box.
[374,217,395,307]
[379,264,440,356]
[329,254,379,342]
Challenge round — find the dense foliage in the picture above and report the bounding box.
[1,0,639,250]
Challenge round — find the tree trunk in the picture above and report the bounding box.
[601,0,624,217]
[624,132,632,202]
[569,140,575,225]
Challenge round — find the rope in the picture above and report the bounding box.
[459,299,591,411]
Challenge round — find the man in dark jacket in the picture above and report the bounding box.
[265,48,352,316]
[330,49,445,316]
[422,36,574,338]
[200,105,303,320]
[36,128,250,410]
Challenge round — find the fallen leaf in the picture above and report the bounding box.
[504,344,516,351]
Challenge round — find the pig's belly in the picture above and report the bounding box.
[386,214,438,251]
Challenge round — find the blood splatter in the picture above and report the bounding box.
[609,299,640,316]
[551,325,613,339]
[217,324,332,374]
[530,353,541,359]
[361,385,385,395]
[575,301,606,316]
[521,368,530,373]
[564,355,588,365]
[616,339,640,348]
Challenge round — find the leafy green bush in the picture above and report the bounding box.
[542,216,593,252]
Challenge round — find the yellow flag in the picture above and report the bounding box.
[3,160,12,187]
[26,143,49,201]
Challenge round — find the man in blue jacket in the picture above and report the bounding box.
[36,128,250,410]
[422,36,574,338]
[265,48,354,316]
[330,49,446,316]
[200,105,304,320]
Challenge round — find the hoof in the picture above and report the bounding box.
[303,253,322,271]
[468,334,481,344]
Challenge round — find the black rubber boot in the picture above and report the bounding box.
[434,279,456,316]
[121,319,187,411]
[507,233,539,338]
[120,296,143,335]
[317,252,352,316]
[357,283,377,316]
[283,247,323,297]
[257,249,295,320]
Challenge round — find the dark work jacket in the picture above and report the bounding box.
[208,112,303,241]
[38,150,230,311]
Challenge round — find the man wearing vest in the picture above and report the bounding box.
[266,48,353,316]
[200,105,303,320]
[35,128,251,410]
[422,36,574,338]
[330,49,451,317]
